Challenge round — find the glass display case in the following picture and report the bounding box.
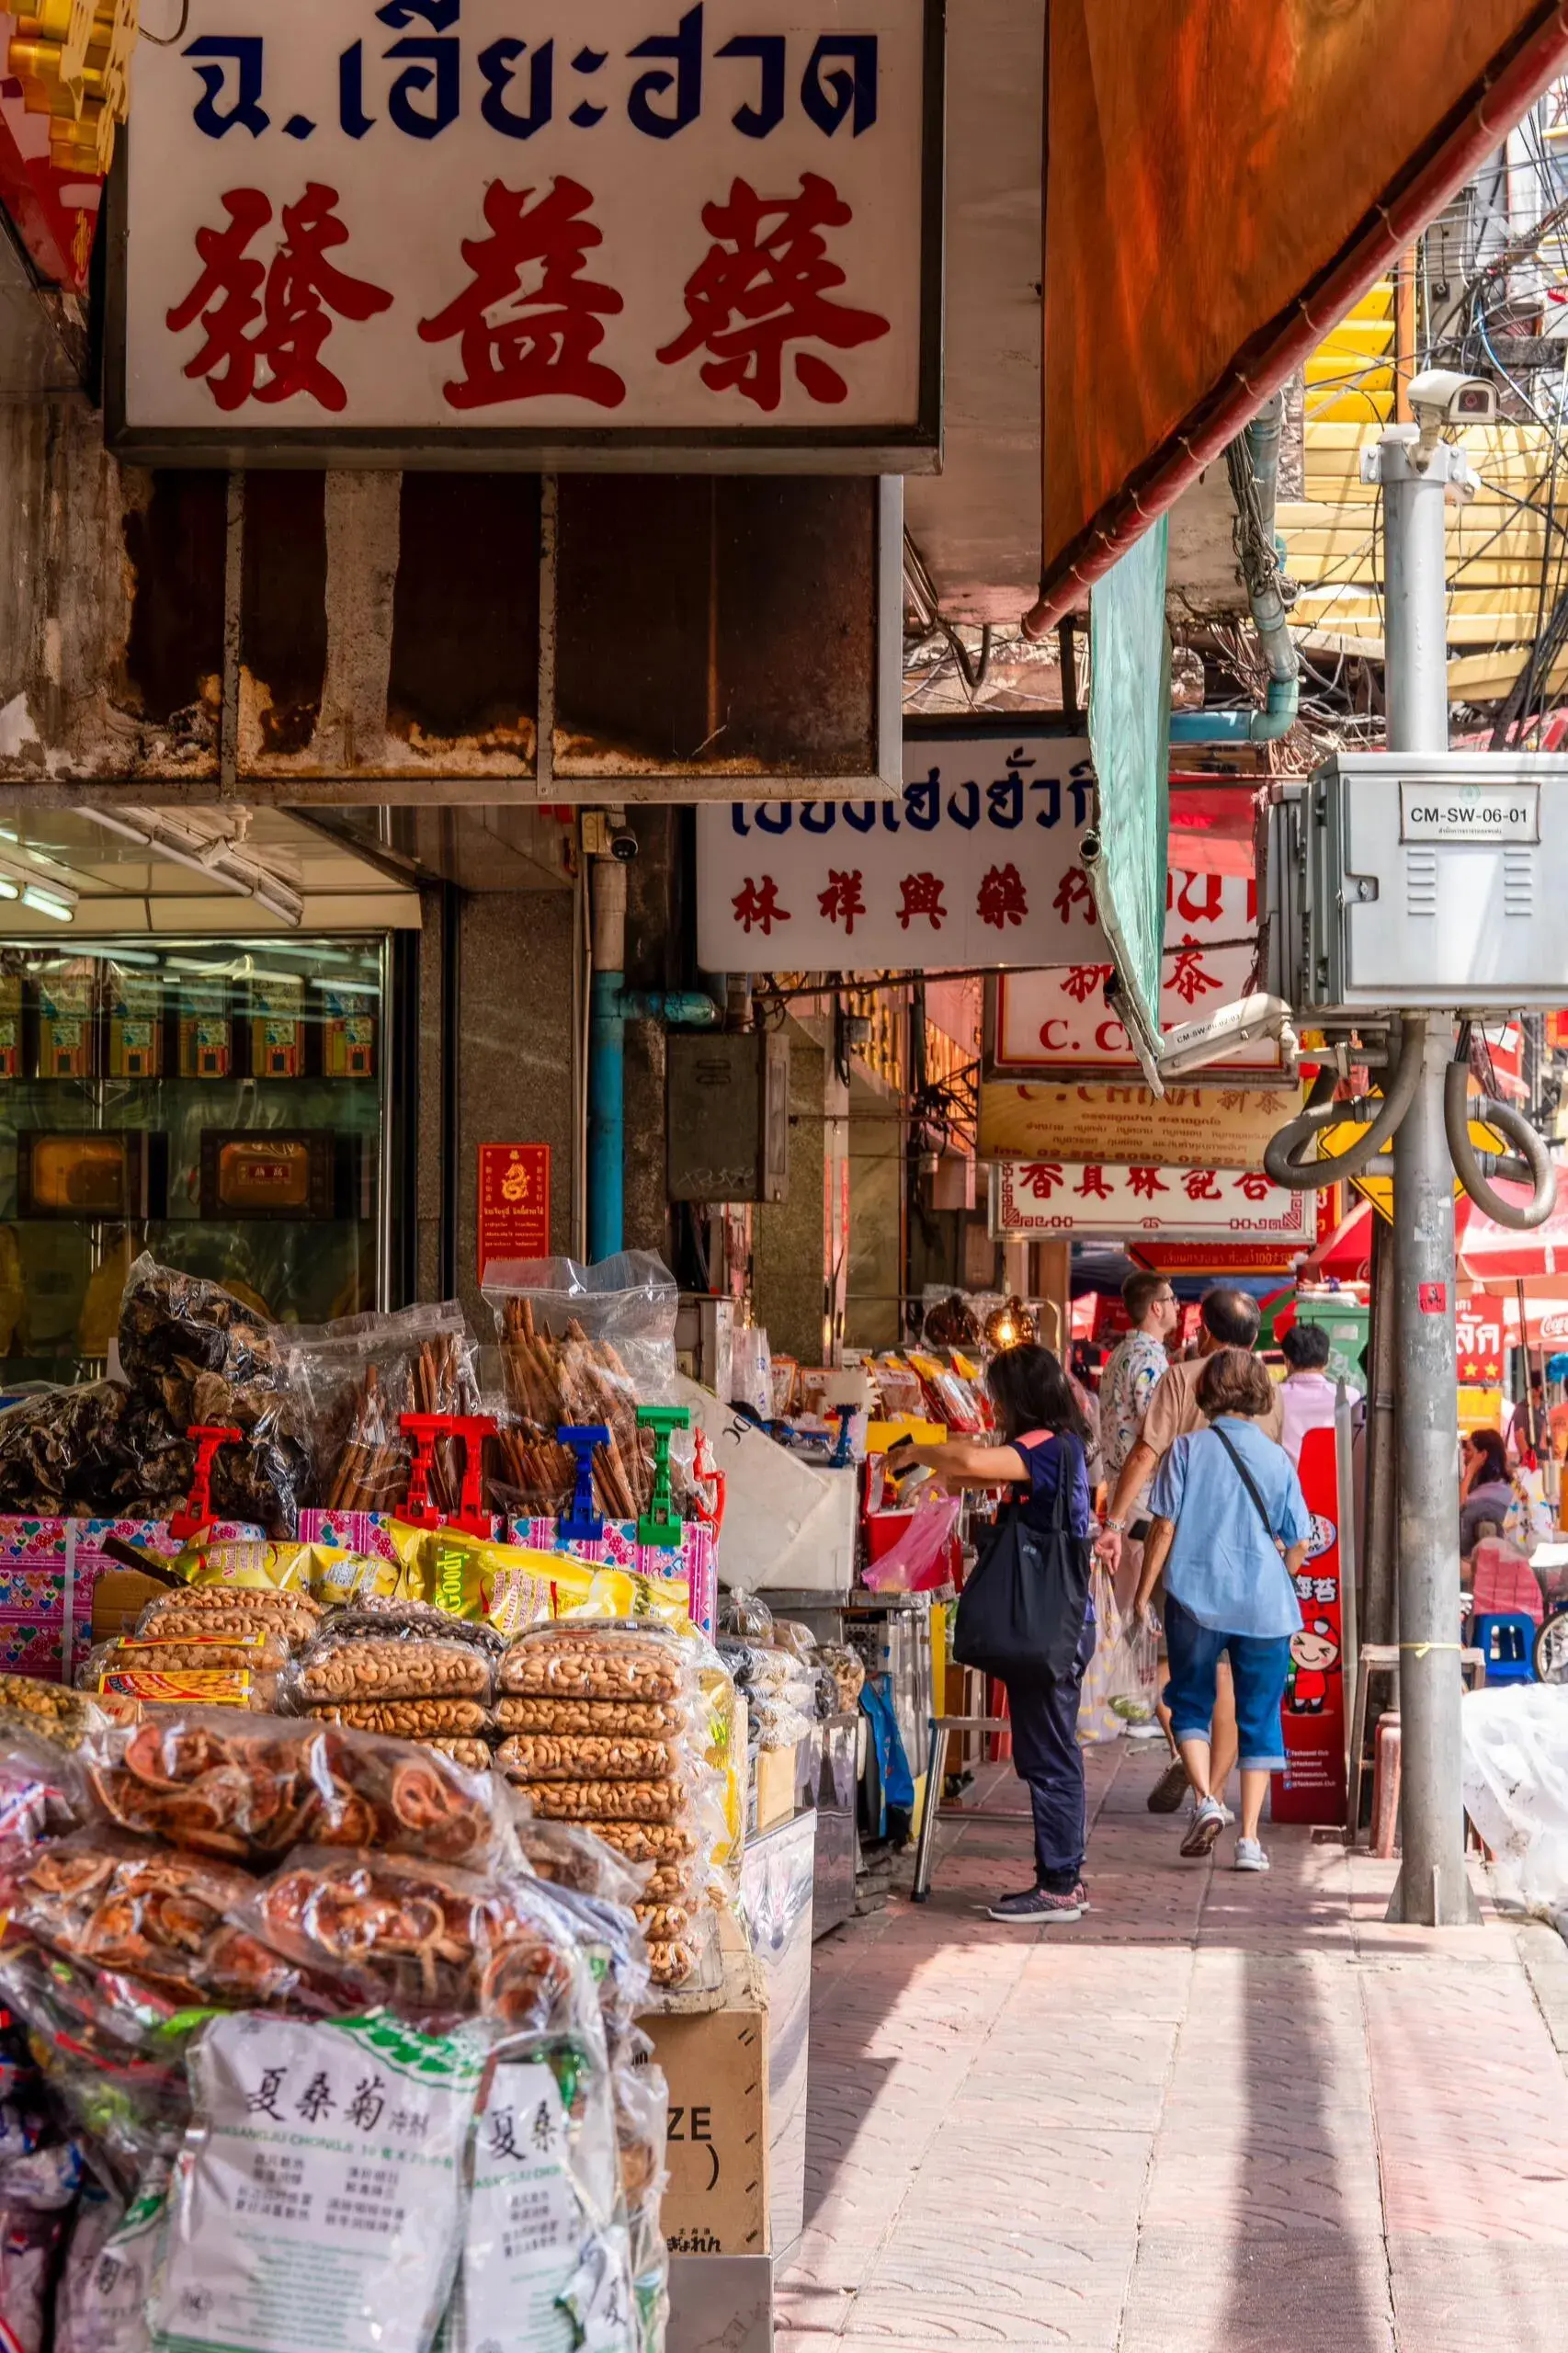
[0,937,388,1384]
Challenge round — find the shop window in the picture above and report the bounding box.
[0,938,385,1386]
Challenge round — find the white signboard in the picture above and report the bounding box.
[991,1160,1312,1245]
[113,0,941,462]
[697,734,1276,1074]
[1398,780,1540,845]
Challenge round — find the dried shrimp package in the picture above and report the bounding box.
[438,2031,636,2353]
[238,1849,586,2032]
[80,1711,505,1870]
[152,2008,489,2353]
[55,2160,171,2353]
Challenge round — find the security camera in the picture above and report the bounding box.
[1407,369,1496,463]
[1154,993,1299,1081]
[608,827,640,863]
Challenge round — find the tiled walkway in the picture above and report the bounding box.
[778,1741,1568,2350]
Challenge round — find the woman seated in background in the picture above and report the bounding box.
[1460,1427,1519,1555]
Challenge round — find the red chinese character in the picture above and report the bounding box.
[419,176,625,411]
[895,872,947,930]
[657,172,890,411]
[1169,938,1221,1007]
[1182,1169,1221,1201]
[732,876,790,936]
[1234,1171,1272,1202]
[976,863,1028,932]
[167,184,392,413]
[1062,962,1113,1005]
[1052,867,1097,926]
[817,869,866,934]
[1128,1167,1169,1199]
[1074,1166,1112,1199]
[1019,1163,1063,1199]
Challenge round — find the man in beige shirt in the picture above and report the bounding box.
[1096,1288,1283,1832]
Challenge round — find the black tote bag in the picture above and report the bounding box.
[951,1436,1092,1681]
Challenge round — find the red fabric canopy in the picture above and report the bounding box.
[1455,1184,1568,1281]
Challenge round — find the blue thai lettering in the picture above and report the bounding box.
[729,805,751,836]
[569,45,607,126]
[479,37,553,136]
[378,0,459,139]
[801,34,878,135]
[753,802,792,835]
[718,33,785,137]
[842,801,877,833]
[903,768,940,829]
[1029,776,1062,826]
[799,802,837,834]
[987,775,1023,828]
[880,799,901,832]
[628,5,703,139]
[184,37,269,138]
[338,42,375,136]
[946,780,981,829]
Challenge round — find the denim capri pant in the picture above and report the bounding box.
[1162,1593,1291,1773]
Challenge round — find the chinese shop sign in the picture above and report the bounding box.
[477,1142,551,1277]
[1272,1425,1346,1827]
[989,1159,1312,1246]
[111,0,942,463]
[978,1081,1302,1171]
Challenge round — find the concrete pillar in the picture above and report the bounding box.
[753,1033,830,1367]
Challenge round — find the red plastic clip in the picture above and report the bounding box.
[398,1412,497,1536]
[171,1424,243,1541]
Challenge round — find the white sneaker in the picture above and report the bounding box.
[1234,1837,1270,1873]
[1180,1795,1227,1858]
[1184,1791,1234,1826]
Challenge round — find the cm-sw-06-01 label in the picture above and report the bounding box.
[1398,781,1540,844]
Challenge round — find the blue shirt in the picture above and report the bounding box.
[1148,1415,1309,1639]
[1011,1433,1094,1540]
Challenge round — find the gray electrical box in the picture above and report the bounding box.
[1290,752,1568,1017]
[666,1032,790,1203]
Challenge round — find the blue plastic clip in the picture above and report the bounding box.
[826,1403,857,1468]
[558,1425,608,1541]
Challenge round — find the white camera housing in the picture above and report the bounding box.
[1407,368,1497,434]
[1153,993,1299,1081]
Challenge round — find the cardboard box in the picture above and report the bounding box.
[91,1571,176,1643]
[643,1975,769,2256]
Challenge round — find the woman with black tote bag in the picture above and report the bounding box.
[887,1345,1096,1924]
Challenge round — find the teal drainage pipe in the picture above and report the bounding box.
[1168,675,1300,744]
[587,977,722,1262]
[1169,396,1301,745]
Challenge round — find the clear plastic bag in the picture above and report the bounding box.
[291,1618,499,1711]
[55,2159,171,2353]
[0,2204,68,2350]
[483,1253,686,1521]
[0,1381,134,1517]
[290,1300,481,1518]
[79,1710,505,1870]
[716,1588,776,1642]
[136,1584,323,1651]
[152,2009,487,2353]
[860,1494,961,1594]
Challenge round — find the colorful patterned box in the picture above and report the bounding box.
[297,1510,401,1564]
[0,1517,264,1684]
[508,1517,715,1635]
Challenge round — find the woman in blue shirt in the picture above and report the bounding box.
[1132,1348,1312,1875]
[888,1346,1095,1926]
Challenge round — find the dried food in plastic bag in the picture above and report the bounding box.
[7,1831,264,2005]
[119,1253,289,1396]
[423,1738,494,1772]
[0,1947,197,2160]
[561,1819,698,1868]
[716,1587,776,1643]
[746,1694,815,1753]
[55,2159,171,2353]
[294,1625,495,1708]
[514,1817,648,1906]
[494,1694,684,1738]
[80,1711,504,1869]
[0,1676,101,1747]
[818,1643,866,1713]
[290,1301,480,1517]
[0,1382,132,1518]
[440,2033,635,2353]
[499,1625,686,1704]
[306,1699,493,1739]
[151,2009,488,2353]
[241,1849,584,2029]
[137,1587,322,1650]
[0,1723,83,1859]
[504,1773,685,1824]
[495,1732,678,1783]
[0,2203,68,2351]
[91,1629,291,1677]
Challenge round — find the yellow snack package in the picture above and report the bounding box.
[177,1537,313,1593]
[305,1544,407,1609]
[382,1522,690,1634]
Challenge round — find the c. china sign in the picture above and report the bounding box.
[109,0,943,466]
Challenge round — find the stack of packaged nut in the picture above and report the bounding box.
[79,1584,324,1712]
[494,1622,719,1990]
[288,1600,502,1770]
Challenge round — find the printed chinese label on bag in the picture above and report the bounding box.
[440,2053,633,2353]
[56,2165,169,2353]
[152,2011,487,2353]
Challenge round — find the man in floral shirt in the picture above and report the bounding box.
[1100,1271,1179,1585]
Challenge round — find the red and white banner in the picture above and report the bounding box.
[1273,1423,1346,1827]
[990,1160,1312,1245]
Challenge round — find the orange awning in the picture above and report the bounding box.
[1028,1,1568,635]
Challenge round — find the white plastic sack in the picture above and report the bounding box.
[1460,1682,1568,1915]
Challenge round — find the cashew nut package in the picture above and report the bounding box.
[151,2009,489,2353]
[495,1622,730,1990]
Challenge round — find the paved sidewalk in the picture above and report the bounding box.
[778,1741,1568,2350]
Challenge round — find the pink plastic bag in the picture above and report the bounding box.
[861,1495,961,1593]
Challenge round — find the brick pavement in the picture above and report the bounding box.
[777,1740,1568,2350]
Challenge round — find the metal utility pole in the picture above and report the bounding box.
[1373,426,1479,1926]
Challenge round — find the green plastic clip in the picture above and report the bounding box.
[636,1404,691,1549]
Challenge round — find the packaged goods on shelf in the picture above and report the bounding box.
[291,1300,480,1519]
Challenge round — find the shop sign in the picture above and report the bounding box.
[1456,1303,1504,1384]
[1130,1241,1305,1278]
[978,1080,1301,1170]
[478,1142,551,1277]
[1272,1425,1346,1827]
[989,1161,1312,1245]
[698,736,1267,1014]
[111,0,942,465]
